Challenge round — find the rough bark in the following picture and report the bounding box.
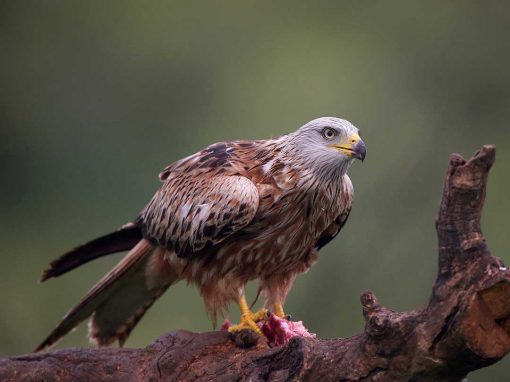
[1,145,508,382]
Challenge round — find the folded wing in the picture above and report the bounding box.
[138,172,259,258]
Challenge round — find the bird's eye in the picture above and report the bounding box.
[322,127,337,140]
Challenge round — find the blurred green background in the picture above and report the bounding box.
[1,1,509,379]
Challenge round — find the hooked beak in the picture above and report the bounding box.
[331,133,366,162]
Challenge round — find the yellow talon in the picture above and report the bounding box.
[228,296,268,336]
[274,303,286,319]
[251,308,269,322]
[228,314,263,335]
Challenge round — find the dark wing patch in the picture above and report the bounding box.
[315,207,351,250]
[159,142,233,181]
[197,143,230,168]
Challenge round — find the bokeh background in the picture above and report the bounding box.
[1,1,509,379]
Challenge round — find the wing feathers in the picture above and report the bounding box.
[139,175,259,258]
[41,223,142,282]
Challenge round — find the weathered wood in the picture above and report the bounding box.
[1,145,508,382]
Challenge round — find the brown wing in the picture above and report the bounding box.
[315,206,352,251]
[315,174,354,250]
[137,145,259,258]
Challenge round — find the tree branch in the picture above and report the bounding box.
[2,145,509,382]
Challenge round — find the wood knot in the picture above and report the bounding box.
[229,329,259,348]
[449,154,466,168]
[365,314,394,337]
[361,291,380,315]
[361,291,399,337]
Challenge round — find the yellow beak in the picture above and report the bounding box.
[331,133,366,161]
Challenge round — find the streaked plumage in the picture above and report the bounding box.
[37,117,366,351]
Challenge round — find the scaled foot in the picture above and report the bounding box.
[228,308,268,336]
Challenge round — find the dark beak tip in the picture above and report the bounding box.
[354,140,366,162]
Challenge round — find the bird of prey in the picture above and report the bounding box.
[36,117,366,351]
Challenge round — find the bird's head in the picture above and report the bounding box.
[289,117,366,176]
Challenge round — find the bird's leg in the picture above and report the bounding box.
[274,303,288,319]
[228,296,268,335]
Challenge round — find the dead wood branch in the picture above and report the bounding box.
[1,145,508,382]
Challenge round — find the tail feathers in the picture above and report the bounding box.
[36,239,178,352]
[40,223,143,282]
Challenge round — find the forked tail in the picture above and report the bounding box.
[36,239,179,351]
